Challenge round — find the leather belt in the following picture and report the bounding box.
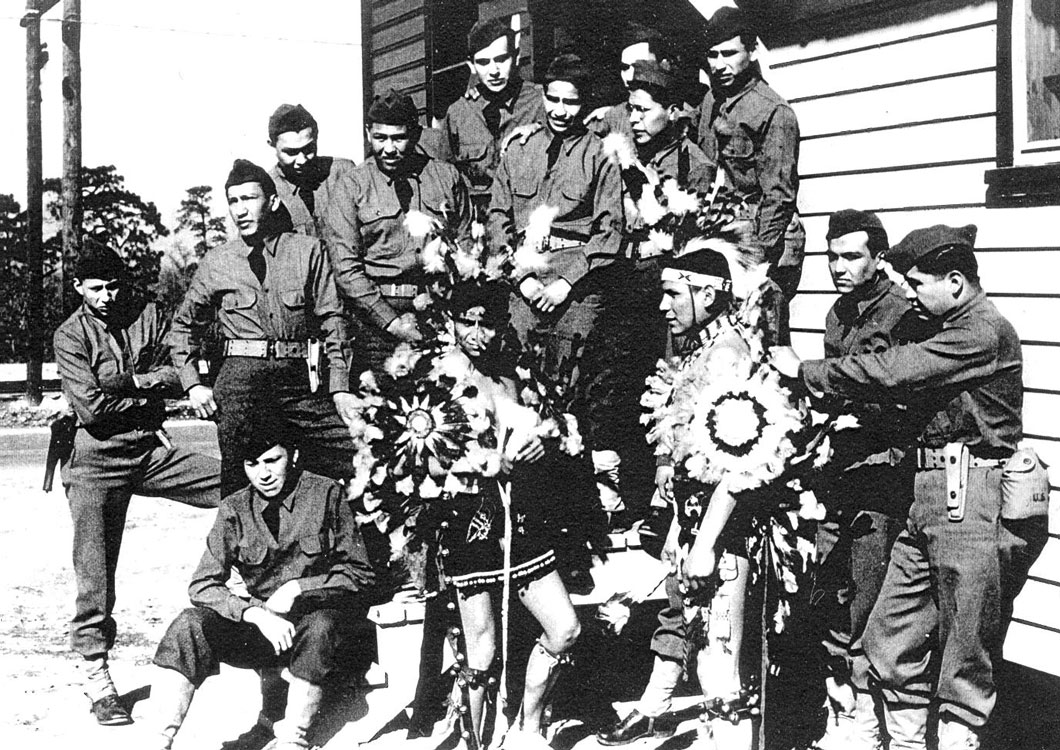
[223,339,308,359]
[378,283,419,298]
[916,447,1007,470]
[548,233,587,250]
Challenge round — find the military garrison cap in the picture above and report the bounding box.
[468,16,514,56]
[630,59,675,92]
[225,158,276,196]
[888,224,978,273]
[704,6,756,48]
[74,236,125,281]
[268,103,317,143]
[366,89,420,129]
[620,21,664,51]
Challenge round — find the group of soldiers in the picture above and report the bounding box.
[49,6,1048,750]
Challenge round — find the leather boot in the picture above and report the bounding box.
[938,716,981,750]
[82,655,133,726]
[882,703,928,750]
[271,674,324,750]
[849,690,883,750]
[151,667,196,750]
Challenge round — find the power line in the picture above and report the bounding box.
[2,14,363,47]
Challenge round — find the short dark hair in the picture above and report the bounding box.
[366,89,421,131]
[467,16,515,58]
[628,80,680,109]
[234,415,298,463]
[545,53,593,99]
[268,104,318,144]
[449,278,511,327]
[911,245,980,284]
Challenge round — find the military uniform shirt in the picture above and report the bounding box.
[189,471,373,622]
[55,300,182,438]
[168,232,350,394]
[803,290,1022,455]
[342,153,472,329]
[488,127,623,285]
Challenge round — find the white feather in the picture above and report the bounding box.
[602,132,636,169]
[404,210,438,239]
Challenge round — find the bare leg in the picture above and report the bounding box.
[516,570,581,736]
[456,587,497,744]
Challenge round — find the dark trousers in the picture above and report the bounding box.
[214,357,355,498]
[63,428,220,658]
[153,596,364,687]
[649,574,688,663]
[860,466,1046,727]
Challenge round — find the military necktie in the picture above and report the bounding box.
[545,135,564,174]
[394,176,413,213]
[262,500,280,540]
[483,99,503,139]
[247,244,267,286]
[296,185,315,217]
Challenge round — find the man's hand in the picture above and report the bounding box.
[501,123,542,154]
[655,465,674,503]
[582,105,611,126]
[243,606,296,655]
[386,313,423,343]
[519,277,544,304]
[769,346,802,379]
[264,580,302,615]
[332,392,359,428]
[682,537,717,591]
[188,385,218,419]
[534,279,572,313]
[661,519,682,573]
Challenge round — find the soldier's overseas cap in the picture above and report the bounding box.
[704,6,755,48]
[468,15,514,56]
[826,209,888,244]
[888,224,978,273]
[268,103,317,143]
[621,21,663,51]
[629,59,675,91]
[545,53,592,94]
[367,89,420,129]
[225,158,276,196]
[74,236,125,281]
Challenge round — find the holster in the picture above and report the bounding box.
[943,442,969,522]
[43,414,77,492]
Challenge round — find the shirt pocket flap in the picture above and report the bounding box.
[222,290,257,311]
[457,139,490,163]
[511,175,540,199]
[720,133,754,160]
[280,289,306,308]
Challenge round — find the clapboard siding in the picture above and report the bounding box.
[770,0,1060,675]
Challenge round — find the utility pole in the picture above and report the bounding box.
[62,0,82,319]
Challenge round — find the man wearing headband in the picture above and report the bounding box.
[169,159,357,499]
[696,7,804,312]
[773,225,1046,750]
[345,89,472,372]
[438,15,544,212]
[54,239,220,726]
[267,104,360,298]
[600,246,754,749]
[810,210,930,750]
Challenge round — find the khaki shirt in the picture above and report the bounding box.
[168,232,350,394]
[488,127,623,286]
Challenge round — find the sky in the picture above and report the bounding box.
[0,0,365,229]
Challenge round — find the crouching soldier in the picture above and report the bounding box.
[54,239,221,726]
[147,417,374,750]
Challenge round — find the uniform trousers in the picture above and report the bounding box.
[214,357,355,498]
[860,466,1046,727]
[63,428,220,658]
[153,593,365,687]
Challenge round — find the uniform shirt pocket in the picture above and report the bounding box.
[237,541,268,566]
[280,289,306,309]
[221,290,257,312]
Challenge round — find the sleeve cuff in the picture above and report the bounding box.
[551,249,590,286]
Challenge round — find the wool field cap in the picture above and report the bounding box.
[268,103,317,143]
[226,158,276,195]
[74,236,125,281]
[620,21,664,50]
[887,224,978,273]
[704,6,756,48]
[367,89,420,128]
[629,59,675,91]
[826,209,887,243]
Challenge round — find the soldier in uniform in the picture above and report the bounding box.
[810,210,928,749]
[148,418,373,750]
[345,89,472,372]
[772,225,1048,750]
[696,7,804,313]
[438,16,544,214]
[169,159,357,499]
[586,23,671,141]
[266,104,360,289]
[488,52,622,409]
[54,240,220,726]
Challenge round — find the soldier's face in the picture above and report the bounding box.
[244,444,296,498]
[543,81,584,135]
[827,232,878,294]
[620,42,656,88]
[74,277,121,319]
[367,123,414,174]
[660,280,714,335]
[628,88,671,144]
[470,35,515,94]
[905,267,960,317]
[227,182,274,238]
[707,36,754,90]
[454,306,500,359]
[273,127,317,181]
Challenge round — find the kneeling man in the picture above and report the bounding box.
[148,418,374,750]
